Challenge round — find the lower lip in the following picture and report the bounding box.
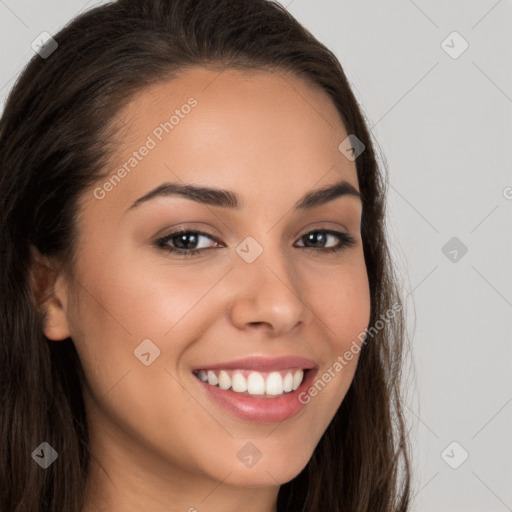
[193,368,318,423]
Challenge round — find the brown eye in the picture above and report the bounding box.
[156,229,222,256]
[295,230,356,252]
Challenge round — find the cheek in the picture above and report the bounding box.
[297,255,370,413]
[304,255,371,347]
[71,251,215,339]
[66,251,228,396]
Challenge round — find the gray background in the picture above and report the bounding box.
[1,1,511,510]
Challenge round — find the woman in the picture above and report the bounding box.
[0,0,411,510]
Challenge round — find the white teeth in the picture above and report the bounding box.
[207,370,218,386]
[231,370,248,392]
[195,368,307,397]
[283,372,293,392]
[218,370,231,390]
[292,369,303,391]
[247,372,265,395]
[265,371,283,396]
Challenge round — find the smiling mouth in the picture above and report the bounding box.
[192,368,308,398]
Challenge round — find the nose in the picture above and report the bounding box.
[228,244,314,336]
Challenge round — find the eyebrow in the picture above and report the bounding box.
[126,178,361,212]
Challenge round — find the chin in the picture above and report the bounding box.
[214,449,312,488]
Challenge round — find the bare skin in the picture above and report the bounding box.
[31,67,371,512]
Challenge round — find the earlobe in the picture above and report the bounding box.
[28,245,72,341]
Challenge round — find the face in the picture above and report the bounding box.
[41,67,371,507]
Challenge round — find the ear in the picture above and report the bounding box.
[28,245,72,341]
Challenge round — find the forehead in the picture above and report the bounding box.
[122,65,345,132]
[82,66,359,219]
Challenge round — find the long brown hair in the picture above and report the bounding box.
[0,0,411,510]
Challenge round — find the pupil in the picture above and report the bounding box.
[306,232,325,247]
[176,233,198,249]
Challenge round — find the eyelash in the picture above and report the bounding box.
[155,228,356,257]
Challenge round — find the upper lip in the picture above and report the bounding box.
[193,355,317,372]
